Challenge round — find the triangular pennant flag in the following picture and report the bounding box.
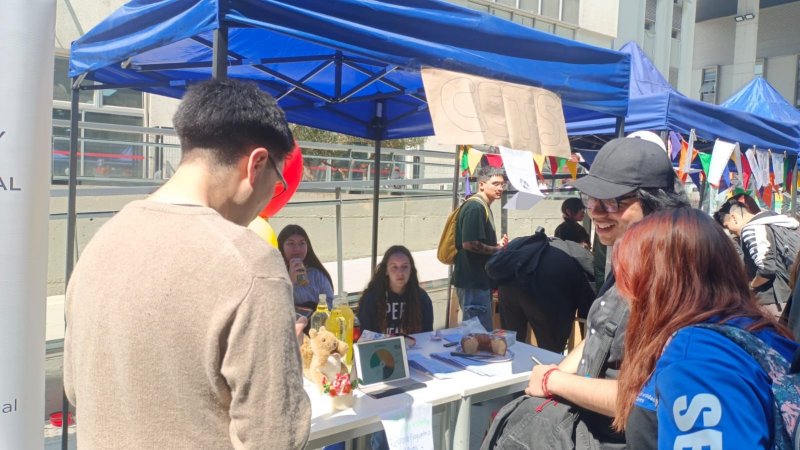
[466,147,484,175]
[485,153,503,168]
[708,140,737,187]
[763,184,773,209]
[688,171,703,190]
[721,165,733,188]
[459,146,469,172]
[548,156,558,176]
[669,131,681,161]
[566,161,578,180]
[741,153,753,191]
[464,175,472,196]
[698,152,712,177]
[677,140,690,181]
[557,158,567,172]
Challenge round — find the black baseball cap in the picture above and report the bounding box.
[570,137,676,200]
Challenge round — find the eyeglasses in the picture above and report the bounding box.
[269,155,288,199]
[580,193,637,213]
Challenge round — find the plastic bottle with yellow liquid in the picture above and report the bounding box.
[309,295,330,331]
[326,293,355,365]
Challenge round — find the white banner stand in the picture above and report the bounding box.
[0,0,56,447]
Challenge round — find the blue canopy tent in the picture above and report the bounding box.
[62,3,633,442]
[64,0,631,272]
[721,77,800,125]
[567,42,800,155]
[719,76,800,207]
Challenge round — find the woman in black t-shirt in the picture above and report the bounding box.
[357,245,434,335]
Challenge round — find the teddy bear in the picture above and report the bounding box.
[300,326,349,388]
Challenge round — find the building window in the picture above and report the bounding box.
[52,55,145,179]
[700,66,718,104]
[755,58,765,78]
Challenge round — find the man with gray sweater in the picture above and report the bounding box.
[64,79,310,448]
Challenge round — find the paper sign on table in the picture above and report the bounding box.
[421,67,570,158]
[499,146,544,210]
[380,403,434,450]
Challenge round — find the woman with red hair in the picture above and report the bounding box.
[613,208,798,449]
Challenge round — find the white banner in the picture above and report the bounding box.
[0,0,56,447]
[499,146,544,210]
[421,67,571,158]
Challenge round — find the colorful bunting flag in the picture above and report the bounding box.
[668,131,682,161]
[698,152,712,178]
[466,147,484,175]
[708,139,737,187]
[485,153,503,168]
[566,161,578,180]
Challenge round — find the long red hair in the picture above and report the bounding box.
[612,208,792,431]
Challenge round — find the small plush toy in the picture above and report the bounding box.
[300,326,349,388]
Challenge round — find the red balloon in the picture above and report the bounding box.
[260,143,303,218]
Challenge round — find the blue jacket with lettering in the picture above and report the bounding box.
[625,318,799,450]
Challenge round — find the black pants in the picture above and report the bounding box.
[497,249,596,352]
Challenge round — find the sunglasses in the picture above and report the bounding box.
[269,155,288,199]
[580,192,637,213]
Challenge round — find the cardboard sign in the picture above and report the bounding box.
[421,68,571,158]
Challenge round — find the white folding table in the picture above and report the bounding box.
[305,331,564,450]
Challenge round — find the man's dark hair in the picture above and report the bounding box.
[561,197,585,217]
[634,183,690,216]
[477,167,505,183]
[173,79,294,166]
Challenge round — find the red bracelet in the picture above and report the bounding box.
[541,368,559,398]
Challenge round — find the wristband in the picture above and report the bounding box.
[541,367,559,398]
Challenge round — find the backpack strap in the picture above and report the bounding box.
[467,195,491,221]
[693,324,799,450]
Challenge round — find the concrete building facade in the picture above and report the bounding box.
[691,0,800,107]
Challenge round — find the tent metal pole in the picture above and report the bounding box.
[615,117,625,138]
[335,187,344,296]
[370,102,384,271]
[792,157,798,214]
[212,24,229,79]
[61,80,81,450]
[371,138,381,271]
[445,147,462,328]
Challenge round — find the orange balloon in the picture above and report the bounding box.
[260,143,303,218]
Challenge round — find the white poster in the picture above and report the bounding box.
[499,146,545,210]
[772,152,785,186]
[756,150,771,188]
[0,0,55,447]
[745,148,764,189]
[380,403,434,450]
[708,140,737,187]
[421,68,571,158]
